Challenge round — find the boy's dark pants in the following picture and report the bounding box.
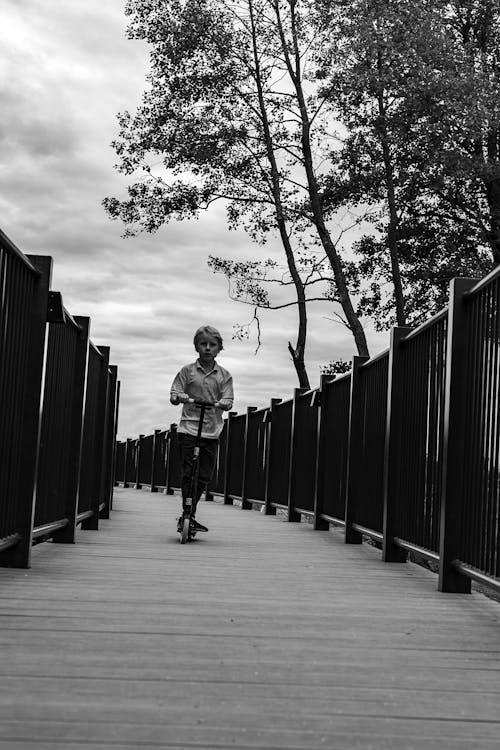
[178,433,218,514]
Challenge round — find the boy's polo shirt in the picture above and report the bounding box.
[171,359,234,438]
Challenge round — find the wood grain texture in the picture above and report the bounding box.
[0,487,499,749]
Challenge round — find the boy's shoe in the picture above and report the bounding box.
[190,518,209,532]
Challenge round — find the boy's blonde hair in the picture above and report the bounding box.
[193,325,224,351]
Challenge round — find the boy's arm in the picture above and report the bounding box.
[215,373,234,411]
[170,368,190,404]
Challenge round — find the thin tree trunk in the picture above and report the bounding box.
[274,0,369,357]
[288,340,309,388]
[249,0,310,387]
[375,48,406,325]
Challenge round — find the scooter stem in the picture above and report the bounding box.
[196,404,206,443]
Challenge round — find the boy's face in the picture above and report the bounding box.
[196,334,220,362]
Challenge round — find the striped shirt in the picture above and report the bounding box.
[170,359,234,438]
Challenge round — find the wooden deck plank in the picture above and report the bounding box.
[0,487,499,749]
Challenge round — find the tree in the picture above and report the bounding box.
[315,0,499,329]
[427,0,500,262]
[104,0,370,388]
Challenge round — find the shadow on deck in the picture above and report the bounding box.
[1,486,500,749]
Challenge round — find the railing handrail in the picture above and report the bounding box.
[401,308,447,344]
[464,265,500,298]
[63,307,82,331]
[0,228,40,275]
[360,347,390,369]
[89,340,104,357]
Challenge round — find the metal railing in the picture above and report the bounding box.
[0,229,119,566]
[454,275,500,586]
[316,374,351,525]
[241,406,269,508]
[355,352,389,538]
[225,412,246,503]
[119,270,500,596]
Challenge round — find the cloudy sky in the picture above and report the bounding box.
[2,1,388,440]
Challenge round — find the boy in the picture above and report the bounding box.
[170,325,234,532]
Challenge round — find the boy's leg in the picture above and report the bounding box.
[178,433,197,508]
[191,438,218,529]
[195,438,219,503]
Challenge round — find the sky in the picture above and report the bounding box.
[1,0,389,440]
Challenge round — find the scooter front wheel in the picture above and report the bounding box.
[180,517,190,544]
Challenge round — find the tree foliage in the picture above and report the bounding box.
[316,0,500,328]
[105,0,500,377]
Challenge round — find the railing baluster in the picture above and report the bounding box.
[151,429,162,493]
[223,412,237,505]
[313,375,333,531]
[287,388,307,523]
[382,327,412,562]
[241,407,257,510]
[439,278,478,593]
[263,398,281,516]
[345,356,369,544]
[52,315,90,543]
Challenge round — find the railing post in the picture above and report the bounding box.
[241,407,258,510]
[96,348,111,518]
[382,327,413,562]
[53,316,90,544]
[100,362,118,520]
[165,424,177,495]
[223,412,237,505]
[206,430,218,502]
[123,438,133,487]
[2,255,52,568]
[438,278,477,593]
[288,387,308,522]
[112,380,121,494]
[264,398,281,515]
[151,429,161,493]
[135,434,145,490]
[114,441,124,488]
[314,375,333,531]
[345,356,369,543]
[82,346,110,530]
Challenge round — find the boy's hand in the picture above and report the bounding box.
[171,392,190,404]
[214,399,233,410]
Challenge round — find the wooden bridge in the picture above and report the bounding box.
[2,219,500,748]
[1,487,499,749]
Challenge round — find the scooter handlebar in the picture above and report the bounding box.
[189,398,219,408]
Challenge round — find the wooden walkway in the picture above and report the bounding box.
[1,488,500,749]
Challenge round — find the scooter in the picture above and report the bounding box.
[179,399,214,544]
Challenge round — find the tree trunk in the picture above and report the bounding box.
[288,341,310,389]
[274,0,369,357]
[376,49,406,325]
[249,0,311,386]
